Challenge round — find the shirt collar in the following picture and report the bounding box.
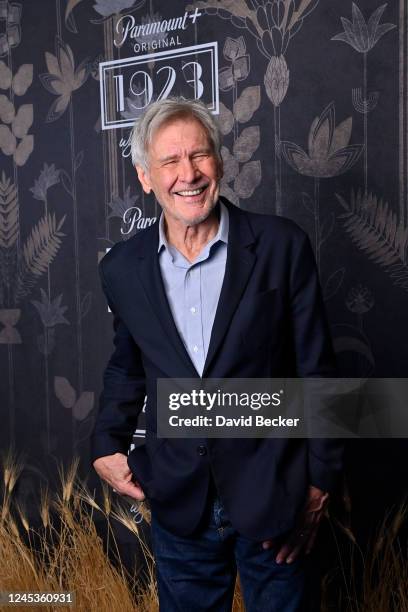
[157,200,229,254]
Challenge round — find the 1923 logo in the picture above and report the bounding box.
[99,42,219,130]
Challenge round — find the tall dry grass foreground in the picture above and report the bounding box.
[0,454,407,612]
[0,454,245,612]
[322,502,408,612]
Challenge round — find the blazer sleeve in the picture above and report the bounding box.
[289,231,344,494]
[91,262,146,463]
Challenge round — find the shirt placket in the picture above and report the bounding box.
[185,264,205,375]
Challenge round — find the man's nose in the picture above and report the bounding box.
[179,158,199,183]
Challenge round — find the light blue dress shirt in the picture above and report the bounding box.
[158,202,229,376]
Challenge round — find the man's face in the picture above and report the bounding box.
[136,117,222,226]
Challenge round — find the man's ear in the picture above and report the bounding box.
[136,165,152,194]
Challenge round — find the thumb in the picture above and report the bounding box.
[262,540,274,550]
[120,479,146,501]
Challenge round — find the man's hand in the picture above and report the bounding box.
[93,453,146,501]
[262,485,329,564]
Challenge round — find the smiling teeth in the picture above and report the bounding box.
[177,187,206,196]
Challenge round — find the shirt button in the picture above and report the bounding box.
[197,445,207,456]
[190,307,196,314]
[193,345,199,353]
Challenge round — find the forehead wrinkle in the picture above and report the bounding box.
[157,147,212,164]
[150,118,210,153]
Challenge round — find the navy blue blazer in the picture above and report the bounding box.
[91,198,343,540]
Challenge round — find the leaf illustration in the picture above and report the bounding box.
[54,376,76,408]
[0,125,16,156]
[324,268,345,300]
[75,150,84,170]
[233,86,261,123]
[186,0,263,36]
[93,0,139,17]
[301,192,314,214]
[320,212,335,245]
[0,95,15,123]
[12,64,33,96]
[0,173,19,249]
[220,183,239,206]
[60,170,73,196]
[45,95,70,124]
[289,0,319,30]
[14,213,66,302]
[80,292,92,319]
[333,336,374,367]
[0,61,12,89]
[76,414,96,443]
[65,0,84,33]
[219,66,234,91]
[234,160,261,198]
[233,126,260,163]
[73,391,94,421]
[337,190,408,291]
[12,104,33,138]
[217,101,234,136]
[221,146,239,183]
[14,135,34,167]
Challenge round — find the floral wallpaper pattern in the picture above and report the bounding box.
[0,0,406,540]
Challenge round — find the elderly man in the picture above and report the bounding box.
[92,97,342,611]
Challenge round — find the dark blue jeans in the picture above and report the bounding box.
[150,495,308,612]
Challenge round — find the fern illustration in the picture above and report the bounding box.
[14,213,66,303]
[0,172,20,307]
[336,189,408,291]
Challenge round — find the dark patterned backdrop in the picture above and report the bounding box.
[0,0,407,542]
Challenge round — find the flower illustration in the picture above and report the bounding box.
[31,289,69,327]
[264,55,289,107]
[346,285,374,314]
[281,102,363,178]
[93,0,142,18]
[187,0,319,58]
[108,186,139,220]
[40,38,88,123]
[331,3,395,53]
[219,36,250,91]
[0,1,22,58]
[30,163,60,202]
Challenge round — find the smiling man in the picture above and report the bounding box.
[92,98,343,612]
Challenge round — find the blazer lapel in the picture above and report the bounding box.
[132,223,199,377]
[203,201,256,376]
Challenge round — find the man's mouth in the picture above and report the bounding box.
[174,185,208,197]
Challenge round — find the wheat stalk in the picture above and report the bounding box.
[336,189,408,291]
[5,457,408,611]
[0,172,19,250]
[0,172,20,306]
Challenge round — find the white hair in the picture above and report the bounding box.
[130,97,222,171]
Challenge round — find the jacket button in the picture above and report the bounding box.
[197,445,207,456]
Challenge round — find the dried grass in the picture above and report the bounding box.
[0,454,407,612]
[322,504,408,612]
